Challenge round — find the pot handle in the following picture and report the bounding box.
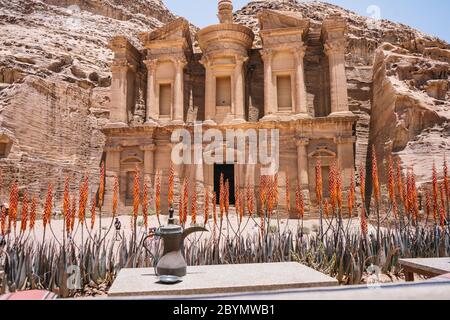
[142,228,159,264]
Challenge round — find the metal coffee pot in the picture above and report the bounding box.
[145,207,207,278]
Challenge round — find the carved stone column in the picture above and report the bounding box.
[144,59,158,124]
[324,39,351,116]
[140,144,156,181]
[233,56,246,123]
[335,136,356,188]
[111,62,132,125]
[296,137,309,190]
[261,49,275,119]
[173,58,187,124]
[293,44,309,118]
[201,57,216,125]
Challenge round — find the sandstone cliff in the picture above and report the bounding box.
[0,0,174,202]
[370,43,449,185]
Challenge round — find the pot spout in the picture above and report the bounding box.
[181,226,208,242]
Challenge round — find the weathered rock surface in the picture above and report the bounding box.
[370,43,449,185]
[0,0,173,201]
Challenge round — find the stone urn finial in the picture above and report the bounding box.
[218,0,233,24]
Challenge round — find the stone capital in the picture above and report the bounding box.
[324,39,346,56]
[143,59,158,71]
[261,49,273,63]
[235,55,248,67]
[175,57,188,68]
[291,42,307,58]
[295,137,310,147]
[140,144,156,152]
[168,56,187,68]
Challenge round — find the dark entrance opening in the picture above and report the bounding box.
[214,164,235,205]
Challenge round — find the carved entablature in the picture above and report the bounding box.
[334,136,356,145]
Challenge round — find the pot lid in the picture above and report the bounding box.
[159,224,182,235]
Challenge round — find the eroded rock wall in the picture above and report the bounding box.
[369,43,449,186]
[0,0,174,204]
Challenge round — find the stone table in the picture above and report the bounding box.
[399,258,450,281]
[108,262,338,297]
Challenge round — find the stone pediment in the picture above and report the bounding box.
[139,18,191,46]
[258,9,309,31]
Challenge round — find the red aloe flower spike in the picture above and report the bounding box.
[90,195,96,230]
[348,170,355,218]
[329,161,337,211]
[0,206,6,236]
[43,183,53,230]
[315,161,323,205]
[191,188,197,225]
[371,146,380,203]
[204,187,209,225]
[29,197,38,231]
[359,163,366,203]
[224,179,230,217]
[212,191,217,226]
[78,176,89,225]
[168,163,174,207]
[440,183,446,227]
[112,176,119,218]
[98,161,105,207]
[142,178,149,230]
[388,157,395,202]
[70,196,76,233]
[219,173,225,219]
[63,177,70,232]
[133,166,140,225]
[183,178,189,225]
[360,206,368,236]
[444,155,449,201]
[323,199,330,218]
[20,190,29,234]
[285,175,290,213]
[432,162,439,223]
[9,181,19,232]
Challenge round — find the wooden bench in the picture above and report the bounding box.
[399,258,450,282]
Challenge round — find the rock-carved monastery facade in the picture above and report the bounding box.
[103,0,357,216]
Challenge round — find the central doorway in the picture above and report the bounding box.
[214,164,235,205]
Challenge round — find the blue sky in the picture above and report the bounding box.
[163,0,450,42]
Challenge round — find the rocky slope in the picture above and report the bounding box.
[0,0,174,201]
[234,0,449,185]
